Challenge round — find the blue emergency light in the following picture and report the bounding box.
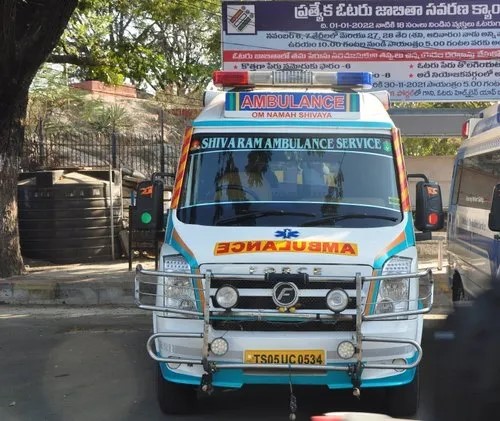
[312,71,372,89]
[336,72,373,88]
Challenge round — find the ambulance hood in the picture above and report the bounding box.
[168,215,414,268]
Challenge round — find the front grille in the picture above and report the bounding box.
[208,275,361,332]
[210,278,355,290]
[211,318,356,332]
[211,296,356,310]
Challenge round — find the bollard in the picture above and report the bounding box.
[437,239,443,270]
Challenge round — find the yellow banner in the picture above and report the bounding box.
[214,240,358,256]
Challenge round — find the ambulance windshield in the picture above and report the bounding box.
[177,133,403,227]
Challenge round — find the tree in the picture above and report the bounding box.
[403,137,463,156]
[0,0,78,277]
[48,0,220,97]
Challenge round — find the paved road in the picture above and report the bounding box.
[0,307,446,421]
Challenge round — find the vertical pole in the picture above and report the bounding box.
[38,118,45,168]
[128,204,133,271]
[355,272,363,360]
[109,163,115,260]
[437,238,443,270]
[111,131,117,169]
[160,109,165,174]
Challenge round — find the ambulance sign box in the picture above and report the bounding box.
[224,92,361,119]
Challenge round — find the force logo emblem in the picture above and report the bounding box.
[272,282,299,307]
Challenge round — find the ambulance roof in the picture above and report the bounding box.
[468,102,500,138]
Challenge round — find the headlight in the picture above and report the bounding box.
[161,255,197,313]
[375,256,412,315]
[380,278,409,301]
[215,285,239,309]
[376,298,395,314]
[326,289,349,312]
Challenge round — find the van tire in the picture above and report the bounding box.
[156,364,197,414]
[451,272,464,302]
[385,368,419,417]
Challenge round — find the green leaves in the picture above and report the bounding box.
[49,0,221,95]
[403,137,463,157]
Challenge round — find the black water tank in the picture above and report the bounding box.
[18,170,122,263]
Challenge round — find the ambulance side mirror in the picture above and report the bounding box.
[488,184,500,231]
[414,181,444,232]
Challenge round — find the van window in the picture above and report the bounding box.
[450,159,463,206]
[457,151,500,210]
[177,133,402,227]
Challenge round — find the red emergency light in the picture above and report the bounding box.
[213,71,251,87]
[461,120,469,138]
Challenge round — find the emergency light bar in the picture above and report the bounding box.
[213,70,373,89]
[471,113,500,137]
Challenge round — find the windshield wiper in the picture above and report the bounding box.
[215,210,316,226]
[300,213,399,227]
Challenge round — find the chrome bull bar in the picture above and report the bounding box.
[146,332,422,371]
[135,265,433,389]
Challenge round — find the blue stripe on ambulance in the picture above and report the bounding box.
[165,212,203,313]
[373,213,415,269]
[193,120,394,129]
[370,214,415,314]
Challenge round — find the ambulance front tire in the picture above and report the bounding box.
[156,364,197,414]
[384,367,419,417]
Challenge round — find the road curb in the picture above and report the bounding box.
[0,280,135,306]
[0,260,452,310]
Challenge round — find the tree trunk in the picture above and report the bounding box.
[0,94,27,277]
[0,0,78,277]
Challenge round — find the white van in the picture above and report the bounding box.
[134,71,444,418]
[447,102,500,302]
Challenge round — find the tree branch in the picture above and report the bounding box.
[47,53,100,67]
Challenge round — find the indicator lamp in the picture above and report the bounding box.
[141,211,152,224]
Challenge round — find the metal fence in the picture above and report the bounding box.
[21,131,181,179]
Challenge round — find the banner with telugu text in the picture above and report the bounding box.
[221,0,500,102]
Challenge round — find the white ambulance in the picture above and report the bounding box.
[135,70,443,418]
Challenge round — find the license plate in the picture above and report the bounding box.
[244,349,325,365]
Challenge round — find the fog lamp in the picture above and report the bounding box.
[166,358,181,370]
[210,337,229,356]
[392,358,407,372]
[326,289,349,312]
[215,285,239,309]
[337,341,356,359]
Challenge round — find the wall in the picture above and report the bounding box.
[70,81,137,98]
[405,155,455,209]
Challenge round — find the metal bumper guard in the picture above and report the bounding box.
[134,265,434,391]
